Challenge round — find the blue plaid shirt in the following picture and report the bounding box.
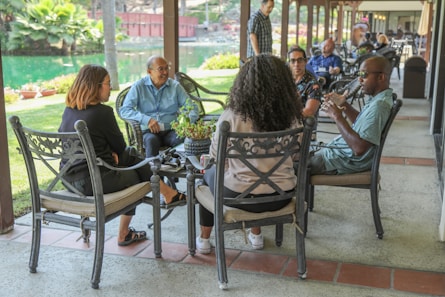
[247,9,272,58]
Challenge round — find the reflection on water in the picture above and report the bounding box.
[2,44,238,89]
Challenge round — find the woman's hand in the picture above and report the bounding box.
[112,152,119,165]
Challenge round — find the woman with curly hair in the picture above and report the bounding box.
[196,54,304,254]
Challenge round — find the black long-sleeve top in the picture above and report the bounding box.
[59,104,126,169]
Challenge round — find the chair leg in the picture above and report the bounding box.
[29,217,41,273]
[296,228,307,279]
[370,186,384,239]
[151,175,162,258]
[275,224,283,247]
[90,221,105,289]
[215,228,228,290]
[308,185,315,211]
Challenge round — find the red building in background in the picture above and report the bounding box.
[93,12,198,38]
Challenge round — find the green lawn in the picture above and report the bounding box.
[6,71,236,217]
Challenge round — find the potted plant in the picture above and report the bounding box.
[39,80,57,97]
[19,83,39,99]
[171,98,216,156]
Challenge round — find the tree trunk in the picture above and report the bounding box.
[91,0,97,19]
[180,0,186,16]
[101,0,119,91]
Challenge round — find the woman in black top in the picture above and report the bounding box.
[59,64,185,246]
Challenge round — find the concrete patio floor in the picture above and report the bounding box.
[1,67,445,297]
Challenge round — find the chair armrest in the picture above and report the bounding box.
[195,96,226,108]
[96,157,157,171]
[186,155,215,171]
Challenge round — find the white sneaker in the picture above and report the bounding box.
[248,232,264,250]
[196,236,211,254]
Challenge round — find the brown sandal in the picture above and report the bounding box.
[118,227,147,246]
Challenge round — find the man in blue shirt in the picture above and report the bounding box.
[310,56,393,175]
[308,38,343,89]
[119,55,198,158]
[247,0,274,58]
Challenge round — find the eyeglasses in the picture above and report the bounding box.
[289,57,306,64]
[152,66,171,72]
[357,71,383,79]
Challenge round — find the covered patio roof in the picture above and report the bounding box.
[0,0,442,234]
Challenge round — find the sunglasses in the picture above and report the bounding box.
[357,71,383,79]
[289,57,306,64]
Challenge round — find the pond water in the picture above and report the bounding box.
[2,43,238,89]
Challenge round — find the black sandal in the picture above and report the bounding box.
[162,192,187,206]
[118,227,147,246]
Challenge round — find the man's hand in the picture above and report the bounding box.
[320,100,345,120]
[324,90,348,106]
[148,118,160,133]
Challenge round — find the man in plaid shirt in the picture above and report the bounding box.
[247,0,274,58]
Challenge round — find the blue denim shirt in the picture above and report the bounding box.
[119,76,198,132]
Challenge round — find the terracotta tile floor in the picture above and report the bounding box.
[2,111,439,295]
[2,222,445,297]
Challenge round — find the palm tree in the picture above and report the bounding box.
[100,0,119,91]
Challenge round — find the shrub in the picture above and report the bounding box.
[4,88,19,104]
[200,52,239,70]
[50,74,76,93]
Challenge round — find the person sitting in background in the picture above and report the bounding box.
[288,45,322,118]
[196,54,304,254]
[119,55,198,158]
[309,56,393,175]
[59,64,186,246]
[308,38,343,89]
[355,41,379,67]
[375,33,390,52]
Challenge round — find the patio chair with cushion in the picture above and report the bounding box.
[306,95,402,239]
[174,71,227,121]
[194,117,315,289]
[8,116,158,289]
[115,85,144,156]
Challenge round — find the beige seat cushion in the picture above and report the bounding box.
[41,182,151,217]
[195,185,296,223]
[310,170,378,186]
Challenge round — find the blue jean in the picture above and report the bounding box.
[143,130,183,158]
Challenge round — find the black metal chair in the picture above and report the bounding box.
[194,118,315,289]
[306,96,403,239]
[174,71,227,121]
[115,85,144,156]
[8,116,157,289]
[328,76,365,110]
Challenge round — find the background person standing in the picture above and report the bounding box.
[247,0,274,58]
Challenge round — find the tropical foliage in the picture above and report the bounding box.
[4,0,126,54]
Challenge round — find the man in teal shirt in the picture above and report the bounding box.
[310,56,393,175]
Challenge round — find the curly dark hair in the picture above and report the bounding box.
[227,54,303,132]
